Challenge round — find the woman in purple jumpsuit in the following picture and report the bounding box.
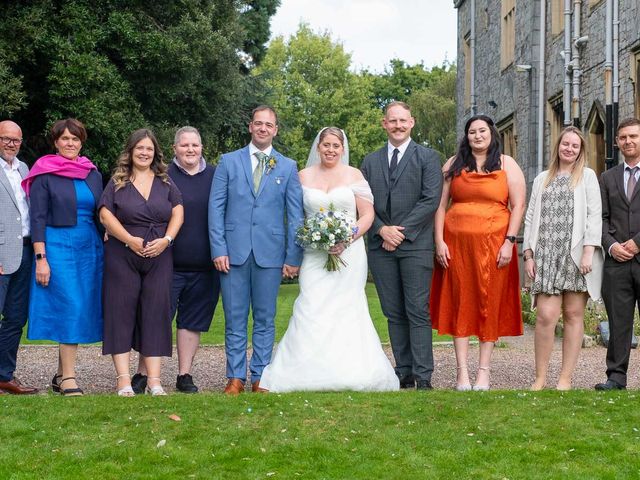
[99,129,183,396]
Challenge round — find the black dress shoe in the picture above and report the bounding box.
[595,380,626,391]
[416,380,433,390]
[176,374,198,393]
[398,374,415,389]
[131,373,148,395]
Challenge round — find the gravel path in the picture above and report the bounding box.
[13,324,640,394]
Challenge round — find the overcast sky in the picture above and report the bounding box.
[269,0,458,72]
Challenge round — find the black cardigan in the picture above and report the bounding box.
[29,170,104,242]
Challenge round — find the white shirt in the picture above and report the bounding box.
[249,143,273,172]
[608,161,640,256]
[0,156,30,237]
[387,138,411,167]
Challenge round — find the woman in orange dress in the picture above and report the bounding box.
[431,114,526,391]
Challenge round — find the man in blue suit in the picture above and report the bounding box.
[209,105,304,394]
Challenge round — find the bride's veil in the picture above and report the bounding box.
[306,127,350,168]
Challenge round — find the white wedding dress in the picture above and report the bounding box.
[260,182,400,392]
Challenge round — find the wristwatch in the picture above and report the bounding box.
[505,235,516,243]
[164,235,174,246]
[35,253,47,260]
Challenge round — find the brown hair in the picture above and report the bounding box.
[50,118,87,144]
[112,128,168,191]
[318,127,344,145]
[251,105,278,125]
[617,117,640,134]
[384,101,412,117]
[544,126,587,190]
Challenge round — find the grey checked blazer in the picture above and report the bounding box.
[361,140,442,252]
[0,159,29,274]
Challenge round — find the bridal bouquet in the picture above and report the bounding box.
[296,203,355,271]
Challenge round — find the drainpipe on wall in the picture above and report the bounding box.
[563,0,572,126]
[537,0,546,174]
[605,0,614,169]
[470,0,477,115]
[613,0,619,163]
[571,0,582,127]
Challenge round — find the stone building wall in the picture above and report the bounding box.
[455,0,640,187]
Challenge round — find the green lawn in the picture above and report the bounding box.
[1,390,638,479]
[22,283,451,346]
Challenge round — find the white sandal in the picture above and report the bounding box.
[456,365,472,392]
[145,377,167,396]
[116,373,135,397]
[473,366,491,391]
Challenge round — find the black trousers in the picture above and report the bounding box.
[368,247,434,382]
[602,257,640,386]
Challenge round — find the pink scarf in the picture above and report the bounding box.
[21,154,97,196]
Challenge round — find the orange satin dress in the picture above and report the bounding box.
[430,170,523,341]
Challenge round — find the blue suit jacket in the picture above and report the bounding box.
[208,146,304,268]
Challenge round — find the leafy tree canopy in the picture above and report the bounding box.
[0,0,275,172]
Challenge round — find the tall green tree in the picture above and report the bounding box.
[369,60,457,160]
[255,24,384,167]
[0,1,275,171]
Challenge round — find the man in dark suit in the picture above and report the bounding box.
[597,117,640,391]
[361,101,443,390]
[0,120,37,394]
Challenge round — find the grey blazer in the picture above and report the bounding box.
[361,140,443,252]
[0,159,29,274]
[601,163,640,263]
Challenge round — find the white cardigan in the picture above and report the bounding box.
[522,168,603,301]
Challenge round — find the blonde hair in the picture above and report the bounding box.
[543,126,587,190]
[112,129,168,191]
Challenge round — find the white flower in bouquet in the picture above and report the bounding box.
[296,203,355,271]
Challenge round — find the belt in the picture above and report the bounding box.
[22,236,31,246]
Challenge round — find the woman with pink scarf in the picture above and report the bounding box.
[23,118,104,396]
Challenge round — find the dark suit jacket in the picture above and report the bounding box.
[600,163,640,262]
[29,170,104,242]
[361,140,443,252]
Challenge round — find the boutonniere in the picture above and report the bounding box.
[265,155,277,175]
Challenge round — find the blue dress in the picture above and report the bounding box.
[27,180,103,343]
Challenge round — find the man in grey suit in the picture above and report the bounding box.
[361,101,443,390]
[597,117,640,391]
[0,120,37,394]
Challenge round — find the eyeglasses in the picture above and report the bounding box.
[251,121,276,130]
[0,137,22,146]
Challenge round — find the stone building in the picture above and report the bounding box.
[454,0,640,185]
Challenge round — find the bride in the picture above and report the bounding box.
[260,127,400,392]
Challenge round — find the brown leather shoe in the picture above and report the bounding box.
[0,377,39,395]
[223,378,244,395]
[251,380,268,393]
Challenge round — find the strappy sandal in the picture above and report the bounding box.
[116,373,135,397]
[145,377,167,396]
[456,365,472,391]
[51,374,62,393]
[59,377,84,397]
[473,366,491,391]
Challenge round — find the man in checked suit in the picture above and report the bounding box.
[209,105,304,395]
[597,117,640,391]
[361,101,443,390]
[0,120,37,394]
